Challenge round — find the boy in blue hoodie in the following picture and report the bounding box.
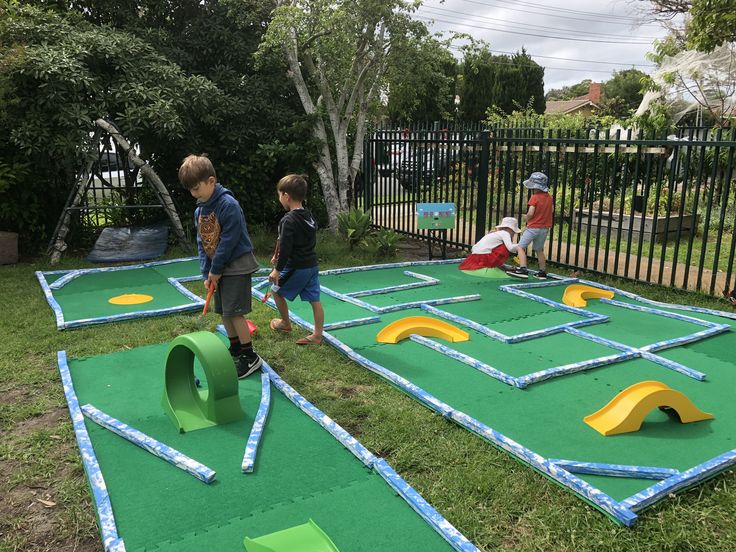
[178,154,262,378]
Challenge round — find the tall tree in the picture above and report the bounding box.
[601,68,647,117]
[636,0,691,20]
[512,51,545,114]
[460,47,495,121]
[3,0,318,242]
[0,4,229,243]
[460,45,544,120]
[258,0,424,229]
[687,0,736,52]
[545,80,592,101]
[384,34,457,122]
[638,0,736,51]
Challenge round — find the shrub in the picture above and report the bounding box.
[337,208,371,249]
[361,228,402,259]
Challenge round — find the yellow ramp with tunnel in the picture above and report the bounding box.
[584,380,714,436]
[376,316,470,344]
[563,284,615,308]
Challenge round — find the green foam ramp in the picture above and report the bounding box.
[244,519,339,552]
[460,268,509,279]
[162,331,245,432]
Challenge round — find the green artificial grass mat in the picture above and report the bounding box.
[337,341,733,502]
[152,476,435,551]
[282,263,736,507]
[429,296,553,326]
[316,294,376,325]
[47,259,201,320]
[320,269,439,294]
[583,303,705,349]
[67,340,451,551]
[681,332,734,364]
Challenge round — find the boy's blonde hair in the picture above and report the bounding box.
[277,174,308,202]
[178,154,216,189]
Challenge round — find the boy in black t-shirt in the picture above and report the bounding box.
[268,174,324,345]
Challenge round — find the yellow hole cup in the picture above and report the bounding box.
[108,294,154,305]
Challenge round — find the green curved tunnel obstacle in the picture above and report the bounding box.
[162,331,245,432]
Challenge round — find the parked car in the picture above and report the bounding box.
[88,149,143,201]
[374,141,410,178]
[397,147,449,193]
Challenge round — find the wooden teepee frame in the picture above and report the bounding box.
[48,119,189,264]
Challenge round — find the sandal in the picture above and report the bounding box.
[269,318,292,333]
[296,335,323,346]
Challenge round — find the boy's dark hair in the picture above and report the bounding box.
[178,154,216,189]
[277,174,308,202]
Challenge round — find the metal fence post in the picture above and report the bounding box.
[474,131,490,242]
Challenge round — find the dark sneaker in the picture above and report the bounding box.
[506,266,529,279]
[236,354,262,379]
[536,270,548,280]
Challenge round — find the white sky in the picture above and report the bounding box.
[413,0,675,91]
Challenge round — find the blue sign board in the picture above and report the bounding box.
[416,203,456,230]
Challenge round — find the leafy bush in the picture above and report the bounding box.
[0,4,319,252]
[361,228,402,259]
[337,208,371,249]
[486,99,621,133]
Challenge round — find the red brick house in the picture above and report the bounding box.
[545,82,602,116]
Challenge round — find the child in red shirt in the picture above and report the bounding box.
[507,172,553,279]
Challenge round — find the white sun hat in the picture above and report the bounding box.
[495,216,521,233]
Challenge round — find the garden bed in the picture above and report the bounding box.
[572,211,699,244]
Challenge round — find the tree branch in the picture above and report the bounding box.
[338,35,371,113]
[341,22,385,133]
[302,30,332,51]
[635,0,692,19]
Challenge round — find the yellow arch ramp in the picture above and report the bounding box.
[562,284,615,308]
[584,380,714,436]
[376,316,469,344]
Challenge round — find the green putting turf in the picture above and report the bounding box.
[42,259,202,324]
[282,263,736,515]
[66,340,454,551]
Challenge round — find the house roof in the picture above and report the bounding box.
[545,98,599,115]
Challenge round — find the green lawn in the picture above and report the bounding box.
[2,230,735,552]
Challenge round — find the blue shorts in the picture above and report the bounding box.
[273,266,321,302]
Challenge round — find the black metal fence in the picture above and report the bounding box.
[362,126,736,296]
[79,145,160,229]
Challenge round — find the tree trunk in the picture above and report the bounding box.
[284,37,345,230]
[281,23,388,230]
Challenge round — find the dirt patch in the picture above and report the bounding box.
[0,455,100,552]
[1,404,100,551]
[336,384,373,399]
[498,515,534,550]
[3,386,29,405]
[337,411,370,438]
[8,407,66,435]
[397,237,465,262]
[0,484,57,550]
